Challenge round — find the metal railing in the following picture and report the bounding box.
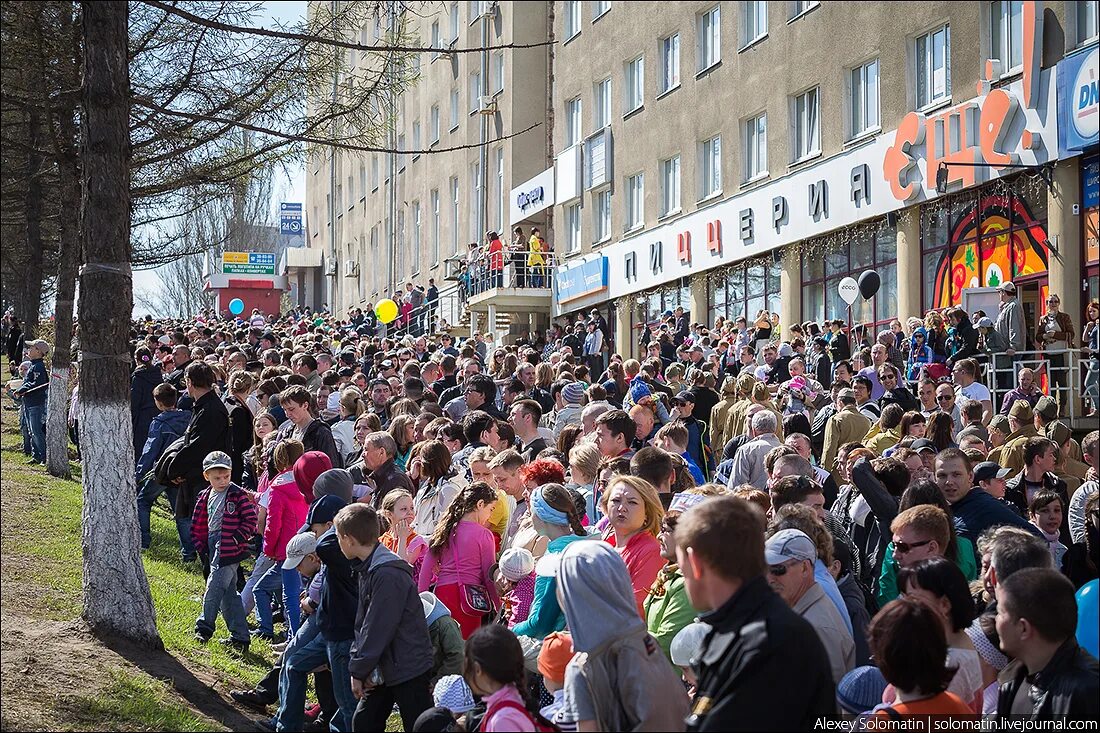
[459,251,556,297]
[978,347,1093,421]
[384,282,466,340]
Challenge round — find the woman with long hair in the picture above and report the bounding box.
[331,389,366,466]
[388,414,415,472]
[464,625,548,732]
[567,442,603,524]
[898,410,927,440]
[225,370,257,482]
[242,412,279,494]
[418,481,500,638]
[926,411,957,452]
[602,475,667,618]
[603,359,628,407]
[511,484,587,640]
[410,440,466,537]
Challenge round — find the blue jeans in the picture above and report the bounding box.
[242,553,276,616]
[25,404,45,462]
[252,560,285,636]
[196,561,250,642]
[136,478,195,558]
[282,568,302,634]
[19,402,32,454]
[324,638,355,733]
[276,615,327,732]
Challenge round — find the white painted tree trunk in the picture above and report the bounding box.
[45,365,71,478]
[78,402,161,645]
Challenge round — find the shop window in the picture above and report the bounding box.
[708,258,782,326]
[643,285,691,326]
[801,220,898,328]
[920,176,1049,310]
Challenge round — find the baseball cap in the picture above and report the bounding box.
[380,359,395,370]
[838,387,857,401]
[672,390,696,405]
[998,281,1016,294]
[202,451,233,472]
[1034,396,1058,421]
[669,622,711,667]
[433,675,476,714]
[975,316,994,329]
[537,631,575,685]
[24,338,50,356]
[306,494,347,526]
[282,532,319,569]
[973,461,1011,484]
[1008,400,1033,422]
[911,438,937,454]
[764,529,817,565]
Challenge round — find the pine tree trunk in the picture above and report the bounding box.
[45,171,79,479]
[78,0,160,646]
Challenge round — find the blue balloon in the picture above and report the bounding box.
[1076,579,1098,658]
[228,298,245,315]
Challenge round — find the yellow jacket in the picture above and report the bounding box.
[822,407,872,480]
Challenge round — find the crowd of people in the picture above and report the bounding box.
[2,280,1098,731]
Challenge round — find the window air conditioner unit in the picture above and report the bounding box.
[478,95,497,114]
[325,260,338,276]
[479,1,497,19]
[344,260,360,277]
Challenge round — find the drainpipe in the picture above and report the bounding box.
[329,0,339,311]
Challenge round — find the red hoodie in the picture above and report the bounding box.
[292,451,332,504]
[263,471,309,561]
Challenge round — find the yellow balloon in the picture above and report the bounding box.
[375,298,399,324]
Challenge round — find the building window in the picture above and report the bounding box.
[431,21,441,57]
[565,203,582,253]
[626,173,644,230]
[470,162,482,241]
[450,3,459,41]
[594,78,612,129]
[698,6,721,71]
[789,1,818,19]
[991,1,1024,73]
[397,133,406,172]
[430,105,440,143]
[411,201,421,273]
[565,96,582,147]
[660,33,680,94]
[593,1,611,20]
[920,177,1049,310]
[740,1,767,48]
[449,88,460,129]
[793,87,820,162]
[625,55,644,114]
[371,155,379,190]
[469,71,482,113]
[430,189,440,263]
[594,189,612,243]
[709,258,782,326]
[743,112,767,181]
[396,211,405,280]
[660,155,680,216]
[802,223,898,327]
[1076,0,1099,45]
[699,136,721,199]
[585,129,611,189]
[916,24,951,109]
[564,0,581,39]
[851,59,880,138]
[412,120,421,157]
[496,147,504,234]
[450,177,460,254]
[492,51,504,93]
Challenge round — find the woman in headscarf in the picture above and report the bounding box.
[557,541,690,731]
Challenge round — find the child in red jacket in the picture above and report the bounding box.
[191,451,257,651]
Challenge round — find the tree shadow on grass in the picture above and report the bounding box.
[99,634,265,732]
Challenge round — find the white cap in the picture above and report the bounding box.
[282,532,319,570]
[670,622,711,666]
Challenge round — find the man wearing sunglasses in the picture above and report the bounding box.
[765,529,855,685]
[934,383,963,435]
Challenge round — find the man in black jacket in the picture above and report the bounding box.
[167,344,194,410]
[161,362,229,561]
[677,496,835,731]
[276,385,343,468]
[996,568,1099,720]
[1004,437,1070,544]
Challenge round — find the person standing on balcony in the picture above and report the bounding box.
[486,231,505,290]
[994,282,1026,394]
[528,227,547,288]
[1035,294,1074,417]
[511,226,527,288]
[426,278,439,333]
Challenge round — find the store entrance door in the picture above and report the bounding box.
[1016,277,1047,351]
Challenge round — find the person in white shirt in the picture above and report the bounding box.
[952,358,992,425]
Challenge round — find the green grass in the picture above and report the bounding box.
[68,670,222,732]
